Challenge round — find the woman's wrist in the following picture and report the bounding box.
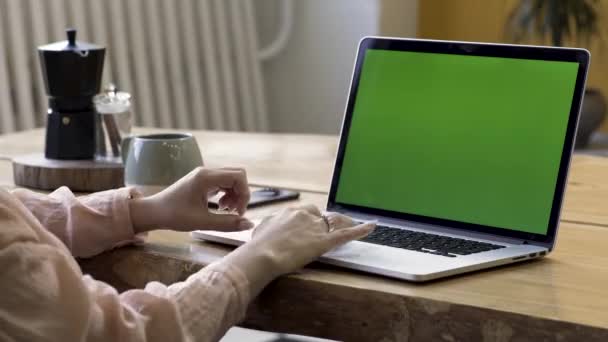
[222,243,283,298]
[129,196,164,234]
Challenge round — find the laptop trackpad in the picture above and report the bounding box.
[321,240,452,275]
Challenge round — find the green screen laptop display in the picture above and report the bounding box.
[335,49,579,235]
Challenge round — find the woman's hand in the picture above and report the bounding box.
[251,205,375,275]
[222,205,375,297]
[129,167,254,234]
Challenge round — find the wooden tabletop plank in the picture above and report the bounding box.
[563,184,608,227]
[0,128,336,193]
[568,155,608,186]
[3,129,607,225]
[563,155,608,227]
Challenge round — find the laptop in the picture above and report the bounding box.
[192,37,590,282]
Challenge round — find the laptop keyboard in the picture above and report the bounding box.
[359,225,506,257]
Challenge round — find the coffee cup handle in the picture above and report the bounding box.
[121,136,133,164]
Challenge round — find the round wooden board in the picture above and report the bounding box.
[12,153,124,192]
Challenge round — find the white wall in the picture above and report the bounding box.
[256,0,418,134]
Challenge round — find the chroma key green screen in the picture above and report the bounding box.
[335,49,579,235]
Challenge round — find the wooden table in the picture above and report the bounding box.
[2,129,608,341]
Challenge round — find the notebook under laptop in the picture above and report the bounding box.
[192,37,590,282]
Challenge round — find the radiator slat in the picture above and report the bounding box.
[197,0,225,130]
[179,0,208,129]
[213,0,240,131]
[87,0,114,88]
[47,0,68,41]
[161,0,190,129]
[27,0,48,127]
[68,0,89,39]
[107,0,134,108]
[0,2,16,133]
[6,0,36,131]
[125,0,156,127]
[229,0,256,131]
[243,0,269,131]
[0,0,270,133]
[145,0,173,128]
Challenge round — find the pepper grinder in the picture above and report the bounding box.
[38,28,105,159]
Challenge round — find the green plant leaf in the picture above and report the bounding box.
[506,0,600,46]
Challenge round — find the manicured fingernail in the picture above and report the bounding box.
[238,219,255,230]
[363,222,376,230]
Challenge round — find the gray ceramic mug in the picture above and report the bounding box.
[121,133,204,195]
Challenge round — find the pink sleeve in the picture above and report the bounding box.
[1,189,252,341]
[86,261,251,342]
[1,242,251,341]
[12,186,140,258]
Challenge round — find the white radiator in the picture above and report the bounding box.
[0,0,292,133]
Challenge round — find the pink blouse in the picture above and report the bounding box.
[0,187,250,342]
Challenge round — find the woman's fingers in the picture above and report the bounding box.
[290,204,322,217]
[198,168,250,214]
[203,211,255,231]
[323,212,356,230]
[325,222,375,247]
[218,190,240,210]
